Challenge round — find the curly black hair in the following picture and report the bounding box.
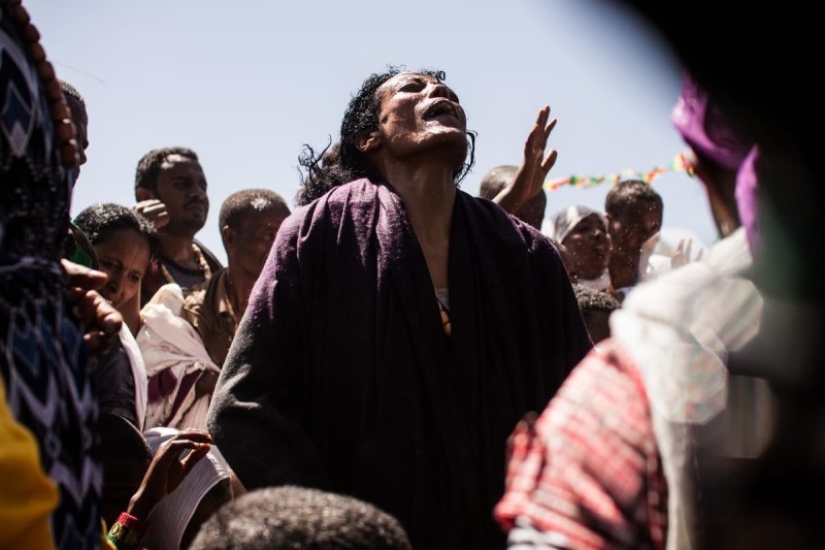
[73,202,161,261]
[297,66,477,206]
[134,146,199,194]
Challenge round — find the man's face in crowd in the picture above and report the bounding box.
[153,154,209,236]
[226,206,289,278]
[607,201,662,263]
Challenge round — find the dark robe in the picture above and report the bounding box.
[1,9,101,547]
[207,179,593,549]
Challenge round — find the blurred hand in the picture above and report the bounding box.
[134,199,169,231]
[127,429,213,520]
[62,259,122,355]
[636,231,661,282]
[670,238,703,269]
[493,106,557,215]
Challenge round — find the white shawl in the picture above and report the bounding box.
[610,228,769,550]
[118,324,148,431]
[137,284,220,431]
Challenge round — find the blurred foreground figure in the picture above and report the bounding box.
[1,0,123,546]
[618,1,825,547]
[494,73,766,549]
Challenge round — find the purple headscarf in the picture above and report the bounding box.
[672,72,760,255]
[671,72,751,171]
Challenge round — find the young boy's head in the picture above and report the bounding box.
[574,285,621,344]
[189,485,412,549]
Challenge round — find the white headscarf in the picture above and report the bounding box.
[545,205,604,244]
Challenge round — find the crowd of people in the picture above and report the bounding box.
[1,0,801,548]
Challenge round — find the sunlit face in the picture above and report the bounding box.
[226,207,289,279]
[154,155,209,235]
[372,72,467,171]
[607,202,662,264]
[95,228,152,310]
[562,214,611,280]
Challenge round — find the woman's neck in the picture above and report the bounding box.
[382,161,457,290]
[383,161,457,244]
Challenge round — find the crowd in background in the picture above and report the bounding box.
[1,0,807,548]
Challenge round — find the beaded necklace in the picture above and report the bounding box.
[7,0,80,171]
[160,243,212,285]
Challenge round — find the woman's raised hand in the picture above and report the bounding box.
[126,429,213,520]
[492,106,558,215]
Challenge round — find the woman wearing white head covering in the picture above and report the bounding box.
[546,205,612,291]
[142,427,234,550]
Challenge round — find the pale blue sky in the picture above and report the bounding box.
[29,0,714,265]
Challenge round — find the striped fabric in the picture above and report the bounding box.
[495,341,667,550]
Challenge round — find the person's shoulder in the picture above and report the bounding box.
[194,240,224,270]
[325,178,382,209]
[461,192,561,256]
[464,192,511,218]
[460,192,523,233]
[181,271,216,321]
[305,178,376,207]
[290,179,381,231]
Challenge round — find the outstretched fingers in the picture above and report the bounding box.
[541,148,558,176]
[526,107,551,154]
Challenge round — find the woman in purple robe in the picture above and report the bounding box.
[207,67,593,549]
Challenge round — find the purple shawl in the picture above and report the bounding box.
[208,179,592,549]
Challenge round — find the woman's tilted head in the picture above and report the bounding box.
[298,66,476,206]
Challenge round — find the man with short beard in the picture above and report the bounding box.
[134,147,223,305]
